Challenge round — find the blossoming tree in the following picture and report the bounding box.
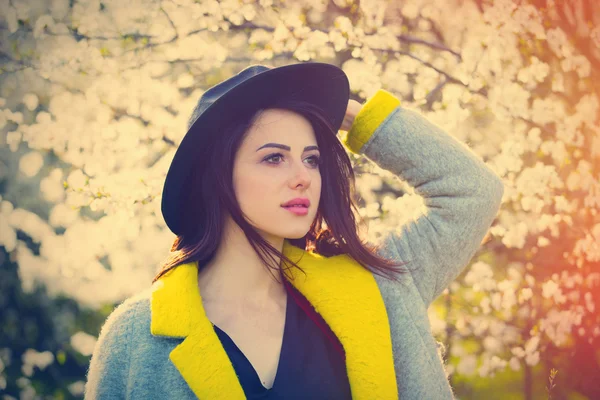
[1,0,598,398]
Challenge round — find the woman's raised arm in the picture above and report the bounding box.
[342,89,504,308]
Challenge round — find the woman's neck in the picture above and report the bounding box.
[197,224,287,309]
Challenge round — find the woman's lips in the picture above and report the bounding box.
[282,205,309,216]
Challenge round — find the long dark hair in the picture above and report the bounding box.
[152,97,408,284]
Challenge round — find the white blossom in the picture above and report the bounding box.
[70,332,98,356]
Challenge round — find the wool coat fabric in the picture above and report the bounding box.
[84,88,505,399]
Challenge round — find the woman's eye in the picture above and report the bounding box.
[264,153,283,164]
[263,153,320,167]
[307,155,320,166]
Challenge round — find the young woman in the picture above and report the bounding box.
[84,62,504,399]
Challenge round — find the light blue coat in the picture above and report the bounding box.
[84,89,504,399]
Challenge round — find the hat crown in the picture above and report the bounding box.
[187,65,272,129]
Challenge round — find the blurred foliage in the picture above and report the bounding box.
[0,247,113,398]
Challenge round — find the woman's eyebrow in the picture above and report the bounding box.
[256,143,319,152]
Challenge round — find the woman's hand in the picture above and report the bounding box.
[339,99,363,132]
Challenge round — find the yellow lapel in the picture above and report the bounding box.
[150,239,398,399]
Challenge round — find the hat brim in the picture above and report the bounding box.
[161,62,350,236]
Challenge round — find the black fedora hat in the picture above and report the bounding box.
[161,62,350,235]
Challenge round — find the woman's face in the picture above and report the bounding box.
[232,108,322,241]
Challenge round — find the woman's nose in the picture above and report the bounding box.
[289,162,311,188]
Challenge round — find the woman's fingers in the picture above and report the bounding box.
[340,99,363,132]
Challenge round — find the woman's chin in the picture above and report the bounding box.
[273,227,311,240]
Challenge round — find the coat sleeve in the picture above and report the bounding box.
[84,300,137,399]
[342,89,504,308]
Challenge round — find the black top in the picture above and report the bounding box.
[212,281,353,399]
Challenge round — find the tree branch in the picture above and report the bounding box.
[398,34,461,60]
[425,77,449,106]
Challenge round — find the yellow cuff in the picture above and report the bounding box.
[342,89,401,155]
